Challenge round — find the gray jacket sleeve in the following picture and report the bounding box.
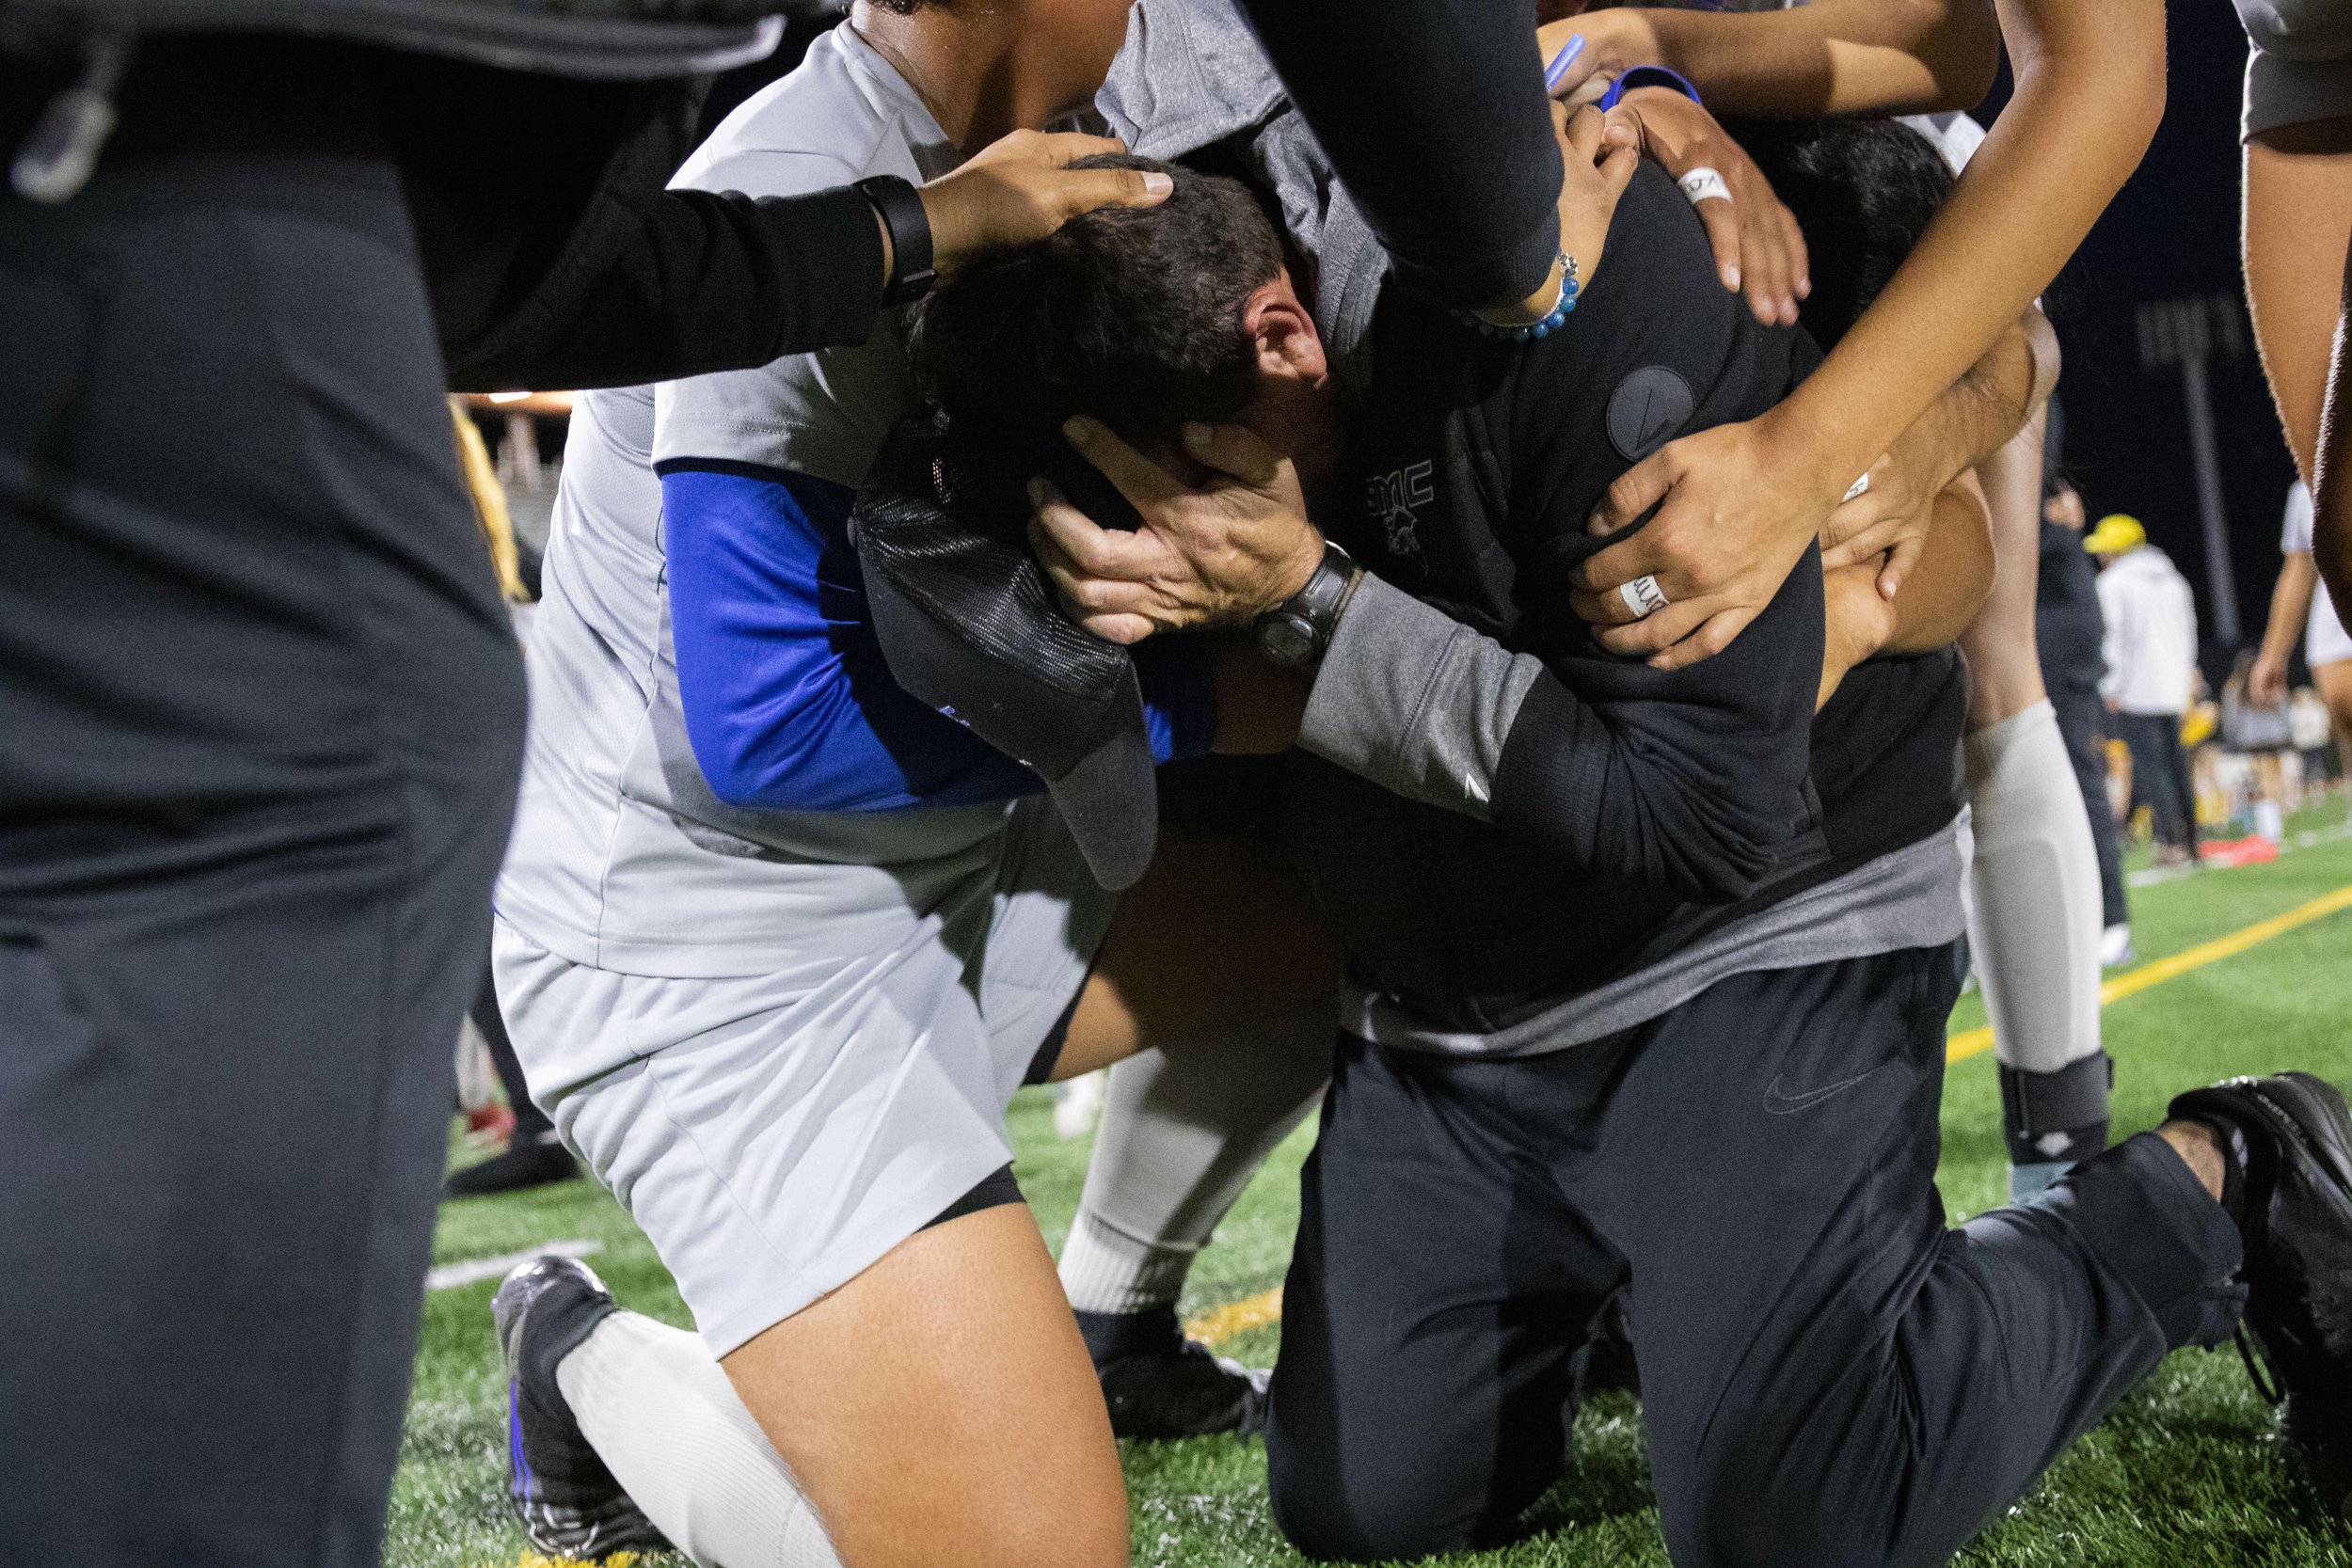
[1296,562,1822,901]
[1297,574,1544,817]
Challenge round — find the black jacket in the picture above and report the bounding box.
[1284,166,1964,1030]
[2036,520,2106,695]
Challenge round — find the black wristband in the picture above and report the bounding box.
[1254,539,1361,669]
[853,174,936,305]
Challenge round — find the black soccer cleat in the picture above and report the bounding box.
[2169,1072,2352,1513]
[1077,1306,1271,1439]
[491,1256,671,1561]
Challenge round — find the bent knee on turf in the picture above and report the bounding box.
[1266,1427,1552,1562]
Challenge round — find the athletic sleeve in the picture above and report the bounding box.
[1300,553,1820,900]
[661,463,1211,813]
[444,182,887,394]
[1233,0,1563,310]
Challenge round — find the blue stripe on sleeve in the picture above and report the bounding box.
[662,463,1041,812]
[660,462,1217,816]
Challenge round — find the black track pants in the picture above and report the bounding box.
[0,52,524,1567]
[2050,686,2130,929]
[1265,945,2246,1567]
[2112,709,2200,854]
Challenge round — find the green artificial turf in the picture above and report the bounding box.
[393,801,2352,1568]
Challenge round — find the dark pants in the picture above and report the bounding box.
[473,957,555,1142]
[0,50,524,1567]
[1265,947,2246,1567]
[2051,685,2129,927]
[2111,709,2199,854]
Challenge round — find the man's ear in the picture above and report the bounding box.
[1247,272,1327,385]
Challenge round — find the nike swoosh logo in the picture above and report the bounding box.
[1763,1069,1877,1116]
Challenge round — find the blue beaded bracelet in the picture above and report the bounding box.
[1454,252,1581,341]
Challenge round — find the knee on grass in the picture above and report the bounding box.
[1265,1425,1553,1562]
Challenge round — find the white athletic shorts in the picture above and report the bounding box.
[493,797,1114,1355]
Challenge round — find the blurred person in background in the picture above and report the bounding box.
[2092,514,2202,865]
[2222,650,2295,846]
[2039,474,2132,964]
[2253,479,2352,820]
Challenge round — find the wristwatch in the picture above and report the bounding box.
[853,174,937,305]
[1253,539,1362,669]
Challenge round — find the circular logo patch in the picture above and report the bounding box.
[1606,365,1695,462]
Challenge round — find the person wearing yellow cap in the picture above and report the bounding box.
[2092,515,2201,864]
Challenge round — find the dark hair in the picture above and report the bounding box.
[909,154,1286,460]
[1730,117,1956,349]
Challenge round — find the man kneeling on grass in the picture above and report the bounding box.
[905,134,2352,1565]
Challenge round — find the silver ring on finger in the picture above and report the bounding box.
[1677,166,1732,207]
[1617,574,1670,620]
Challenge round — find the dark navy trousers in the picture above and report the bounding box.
[0,47,523,1567]
[1266,944,2246,1566]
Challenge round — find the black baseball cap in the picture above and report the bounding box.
[852,413,1158,890]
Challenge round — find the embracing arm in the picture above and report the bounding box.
[1570,0,2163,664]
[1820,472,1995,707]
[1545,0,1999,119]
[1295,564,1820,900]
[1815,305,2058,586]
[422,119,1173,391]
[1025,423,1818,900]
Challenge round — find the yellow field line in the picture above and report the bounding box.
[1184,1285,1284,1348]
[1946,880,2352,1065]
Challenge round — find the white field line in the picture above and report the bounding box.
[425,1238,601,1292]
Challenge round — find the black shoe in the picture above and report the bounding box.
[2169,1072,2352,1513]
[491,1256,671,1561]
[446,1135,581,1200]
[1076,1306,1271,1439]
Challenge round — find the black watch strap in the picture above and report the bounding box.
[854,174,936,305]
[1254,540,1361,668]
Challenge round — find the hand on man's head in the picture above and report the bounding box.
[1026,417,1324,646]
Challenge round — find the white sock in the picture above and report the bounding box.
[1966,702,2106,1080]
[557,1310,842,1568]
[2255,797,2284,842]
[1058,1004,1332,1318]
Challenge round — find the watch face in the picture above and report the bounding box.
[1260,613,1316,667]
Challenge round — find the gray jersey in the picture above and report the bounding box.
[494,26,1012,1005]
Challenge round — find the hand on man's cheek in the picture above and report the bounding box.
[1025,416,1325,645]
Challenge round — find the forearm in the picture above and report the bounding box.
[1819,477,1992,705]
[1298,575,1815,896]
[1239,0,1562,311]
[1887,476,1997,653]
[2316,304,2352,613]
[1766,0,2163,491]
[2260,554,2322,665]
[1647,0,1999,118]
[447,185,886,392]
[1898,308,2058,492]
